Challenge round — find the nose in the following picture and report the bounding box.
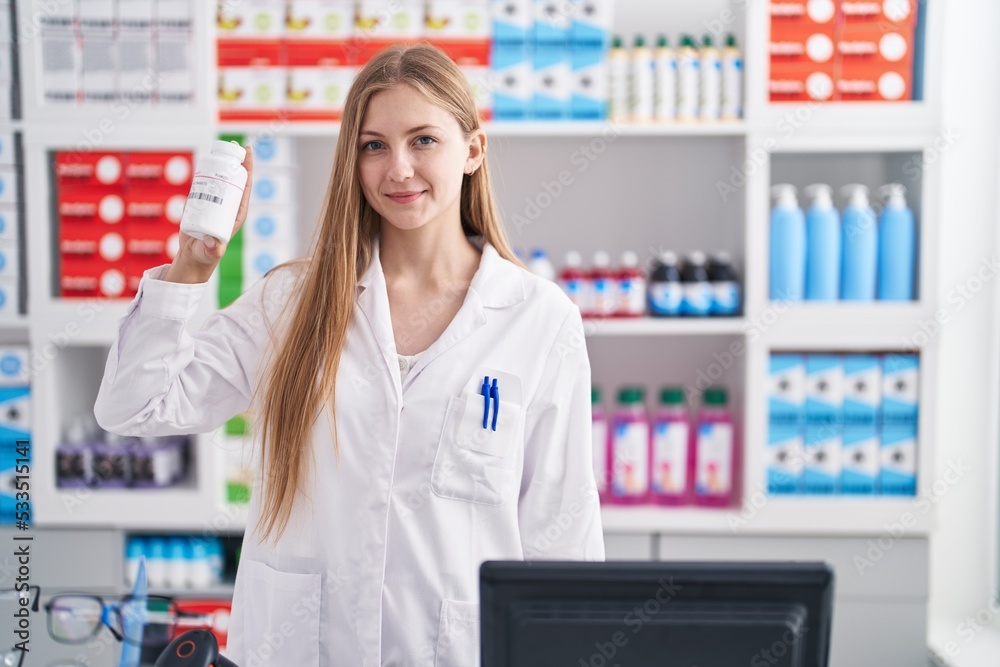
[387,148,414,182]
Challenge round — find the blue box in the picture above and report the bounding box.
[843,355,881,424]
[0,385,29,444]
[841,423,878,494]
[0,346,28,386]
[881,354,919,424]
[805,354,843,424]
[767,422,803,495]
[880,422,917,496]
[570,46,607,119]
[491,0,532,44]
[534,0,569,46]
[532,45,571,119]
[491,42,533,120]
[569,0,612,48]
[803,423,841,494]
[768,354,805,424]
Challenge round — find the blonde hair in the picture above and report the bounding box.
[251,43,521,545]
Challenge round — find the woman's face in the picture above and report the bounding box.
[357,84,483,234]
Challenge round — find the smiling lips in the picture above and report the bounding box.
[386,191,425,204]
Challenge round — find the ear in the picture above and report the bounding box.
[464,129,487,175]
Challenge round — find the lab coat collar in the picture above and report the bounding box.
[357,234,526,309]
[355,233,526,397]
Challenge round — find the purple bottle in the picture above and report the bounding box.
[609,386,651,505]
[693,387,737,507]
[650,387,692,506]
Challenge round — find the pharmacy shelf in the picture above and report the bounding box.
[215,120,749,138]
[601,497,933,537]
[0,315,29,329]
[146,584,236,598]
[758,303,937,350]
[583,317,747,337]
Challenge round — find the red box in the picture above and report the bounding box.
[125,188,186,227]
[770,0,838,29]
[217,40,287,122]
[124,152,194,189]
[770,28,838,65]
[840,0,917,26]
[58,189,127,226]
[837,62,911,101]
[770,61,838,101]
[837,22,914,68]
[54,152,126,188]
[285,41,356,121]
[61,257,130,298]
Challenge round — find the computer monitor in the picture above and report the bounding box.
[480,560,834,667]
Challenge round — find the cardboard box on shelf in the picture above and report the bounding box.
[532,44,571,119]
[123,153,194,189]
[491,0,532,45]
[837,21,915,68]
[285,41,356,121]
[769,0,838,29]
[425,0,492,41]
[217,41,286,120]
[491,42,532,120]
[216,0,286,40]
[355,0,424,40]
[55,152,126,188]
[286,0,355,39]
[770,26,837,65]
[837,63,911,101]
[840,0,918,26]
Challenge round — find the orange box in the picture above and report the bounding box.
[840,0,918,26]
[837,62,911,101]
[770,27,837,65]
[54,152,126,188]
[123,152,194,189]
[770,61,838,102]
[770,0,838,30]
[837,22,914,69]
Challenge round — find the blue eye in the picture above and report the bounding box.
[416,136,435,146]
[362,140,383,151]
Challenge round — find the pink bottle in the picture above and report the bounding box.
[560,251,590,316]
[693,387,736,507]
[650,387,691,506]
[591,386,609,504]
[590,251,617,319]
[617,251,647,318]
[609,386,651,505]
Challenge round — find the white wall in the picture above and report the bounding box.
[929,0,1000,643]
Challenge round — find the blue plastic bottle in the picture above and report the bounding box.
[804,184,841,301]
[840,184,878,301]
[769,184,806,301]
[877,183,916,301]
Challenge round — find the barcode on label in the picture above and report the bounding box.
[188,192,223,205]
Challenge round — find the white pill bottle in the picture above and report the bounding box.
[179,140,248,243]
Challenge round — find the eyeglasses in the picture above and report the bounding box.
[44,594,189,648]
[0,586,40,667]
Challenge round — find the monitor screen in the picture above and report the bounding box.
[480,560,834,667]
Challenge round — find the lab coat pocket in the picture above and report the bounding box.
[435,599,480,667]
[431,394,521,506]
[241,560,322,667]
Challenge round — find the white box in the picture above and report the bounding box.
[156,35,194,104]
[79,0,115,32]
[426,1,491,40]
[532,45,571,119]
[534,0,571,45]
[217,0,285,39]
[286,63,355,117]
[117,35,154,105]
[251,169,294,204]
[156,0,193,32]
[767,422,803,494]
[0,278,17,319]
[0,132,16,166]
[41,31,80,105]
[218,63,283,111]
[0,205,18,239]
[0,346,28,385]
[81,34,117,103]
[243,204,298,245]
[355,0,424,39]
[0,240,17,279]
[570,46,607,119]
[118,0,154,31]
[286,0,354,39]
[805,354,843,423]
[243,241,299,285]
[37,0,76,31]
[462,64,493,116]
[490,43,532,120]
[491,0,532,44]
[0,167,18,205]
[803,423,841,494]
[768,353,805,423]
[570,0,612,47]
[249,135,297,168]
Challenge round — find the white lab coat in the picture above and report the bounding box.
[94,235,605,666]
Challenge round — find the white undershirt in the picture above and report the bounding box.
[397,352,423,384]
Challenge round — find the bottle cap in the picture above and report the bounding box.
[621,251,639,268]
[593,251,610,267]
[211,139,247,163]
[657,34,669,48]
[634,35,645,48]
[612,35,623,49]
[703,387,728,406]
[564,250,582,267]
[660,387,686,405]
[702,34,714,47]
[771,184,799,208]
[688,250,707,265]
[726,34,738,47]
[804,183,834,209]
[877,183,908,209]
[618,386,645,404]
[592,387,601,404]
[681,34,696,48]
[841,184,871,208]
[659,250,678,265]
[531,248,547,260]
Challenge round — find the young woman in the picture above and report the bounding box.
[95,44,604,666]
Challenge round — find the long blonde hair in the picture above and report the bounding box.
[251,43,521,545]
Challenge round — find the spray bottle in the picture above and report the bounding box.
[653,34,677,121]
[840,184,878,301]
[721,33,743,120]
[699,34,722,120]
[804,183,841,301]
[876,183,916,301]
[769,184,806,301]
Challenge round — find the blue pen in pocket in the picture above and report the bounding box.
[480,376,491,429]
[490,378,500,431]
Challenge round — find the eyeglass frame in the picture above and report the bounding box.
[43,593,187,648]
[0,585,41,667]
